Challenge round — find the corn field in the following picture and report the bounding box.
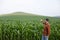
[0,15,60,40]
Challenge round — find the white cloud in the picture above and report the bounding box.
[0,0,60,16]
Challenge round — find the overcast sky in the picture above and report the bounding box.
[0,0,60,16]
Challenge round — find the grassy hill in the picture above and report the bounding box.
[0,12,38,16]
[0,12,48,20]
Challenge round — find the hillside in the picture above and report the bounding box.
[55,16,60,18]
[0,12,60,21]
[0,12,38,16]
[0,12,50,21]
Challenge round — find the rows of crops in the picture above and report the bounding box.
[0,15,60,40]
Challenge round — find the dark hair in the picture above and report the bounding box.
[46,18,49,21]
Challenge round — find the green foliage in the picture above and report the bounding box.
[0,15,60,40]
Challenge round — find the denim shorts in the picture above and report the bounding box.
[42,35,48,40]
